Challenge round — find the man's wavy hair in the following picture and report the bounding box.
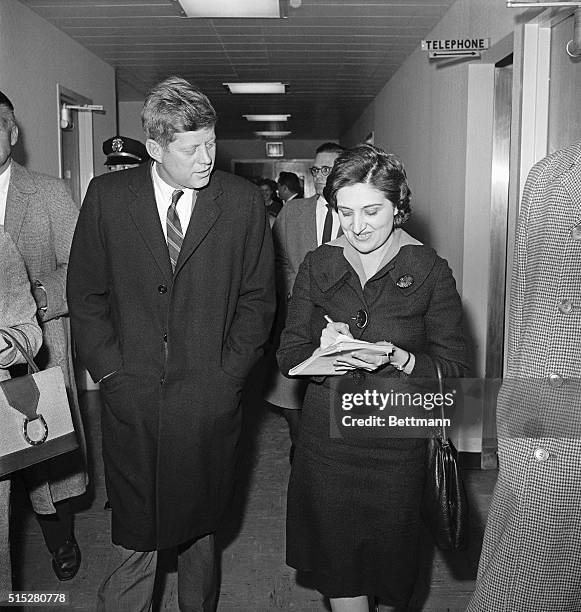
[324,144,412,227]
[0,91,16,132]
[141,76,217,148]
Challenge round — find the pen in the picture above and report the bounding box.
[324,315,334,324]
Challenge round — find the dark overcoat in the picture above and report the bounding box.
[67,165,275,551]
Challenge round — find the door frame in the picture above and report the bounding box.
[56,84,94,204]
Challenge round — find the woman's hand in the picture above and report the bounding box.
[333,340,394,372]
[333,342,413,373]
[320,321,353,349]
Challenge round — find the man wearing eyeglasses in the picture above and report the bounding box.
[265,142,345,461]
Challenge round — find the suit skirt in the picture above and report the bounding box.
[286,384,427,606]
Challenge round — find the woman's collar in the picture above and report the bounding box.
[328,229,422,287]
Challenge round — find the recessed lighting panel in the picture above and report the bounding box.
[243,114,290,122]
[224,82,286,94]
[254,130,292,137]
[176,0,281,18]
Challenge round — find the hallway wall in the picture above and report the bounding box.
[1,1,116,178]
[342,0,524,288]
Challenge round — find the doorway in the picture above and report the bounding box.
[481,54,513,469]
[57,85,97,390]
[232,159,316,197]
[57,85,94,206]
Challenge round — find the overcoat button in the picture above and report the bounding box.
[533,448,549,462]
[163,333,167,342]
[352,370,366,385]
[548,373,564,388]
[158,284,167,294]
[558,299,573,314]
[571,225,581,241]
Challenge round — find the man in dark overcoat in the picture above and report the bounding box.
[67,76,275,611]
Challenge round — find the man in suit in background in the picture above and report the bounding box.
[68,76,275,612]
[265,142,345,460]
[0,90,86,582]
[277,171,303,203]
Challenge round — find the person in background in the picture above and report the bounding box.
[278,144,468,611]
[0,90,86,582]
[265,142,345,462]
[256,177,283,227]
[103,135,149,172]
[0,230,43,602]
[67,75,275,612]
[467,140,581,612]
[277,171,303,203]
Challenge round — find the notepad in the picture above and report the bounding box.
[288,335,392,376]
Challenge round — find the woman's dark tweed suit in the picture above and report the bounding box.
[277,235,468,606]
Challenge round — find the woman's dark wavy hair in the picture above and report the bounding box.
[323,144,411,227]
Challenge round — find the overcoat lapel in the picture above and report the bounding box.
[311,246,365,303]
[174,175,223,277]
[127,165,173,280]
[5,161,35,243]
[559,149,581,225]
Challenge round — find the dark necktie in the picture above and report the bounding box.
[321,202,334,244]
[167,189,184,271]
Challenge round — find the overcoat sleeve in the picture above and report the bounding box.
[507,161,539,362]
[277,252,320,379]
[405,258,469,379]
[38,180,79,322]
[221,190,276,381]
[66,178,122,382]
[0,233,42,366]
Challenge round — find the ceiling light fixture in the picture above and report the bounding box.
[254,130,292,137]
[174,0,284,18]
[224,82,286,94]
[243,114,291,122]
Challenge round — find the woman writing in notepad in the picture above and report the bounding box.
[277,144,468,612]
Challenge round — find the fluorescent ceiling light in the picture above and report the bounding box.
[175,0,281,18]
[224,82,286,94]
[254,130,292,137]
[243,114,290,122]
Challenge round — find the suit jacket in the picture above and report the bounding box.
[4,161,86,512]
[67,164,275,550]
[272,195,318,298]
[468,141,581,612]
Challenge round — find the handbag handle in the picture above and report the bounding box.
[0,328,40,374]
[433,359,448,440]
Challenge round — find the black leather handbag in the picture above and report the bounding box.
[421,360,469,550]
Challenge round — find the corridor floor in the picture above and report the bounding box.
[9,385,496,611]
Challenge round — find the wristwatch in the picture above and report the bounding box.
[33,280,48,313]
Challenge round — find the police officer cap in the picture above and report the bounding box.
[103,136,148,166]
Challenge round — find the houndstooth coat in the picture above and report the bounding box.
[4,161,87,513]
[468,141,581,611]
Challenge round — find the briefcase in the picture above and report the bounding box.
[0,328,78,478]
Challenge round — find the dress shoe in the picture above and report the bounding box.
[51,537,81,581]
